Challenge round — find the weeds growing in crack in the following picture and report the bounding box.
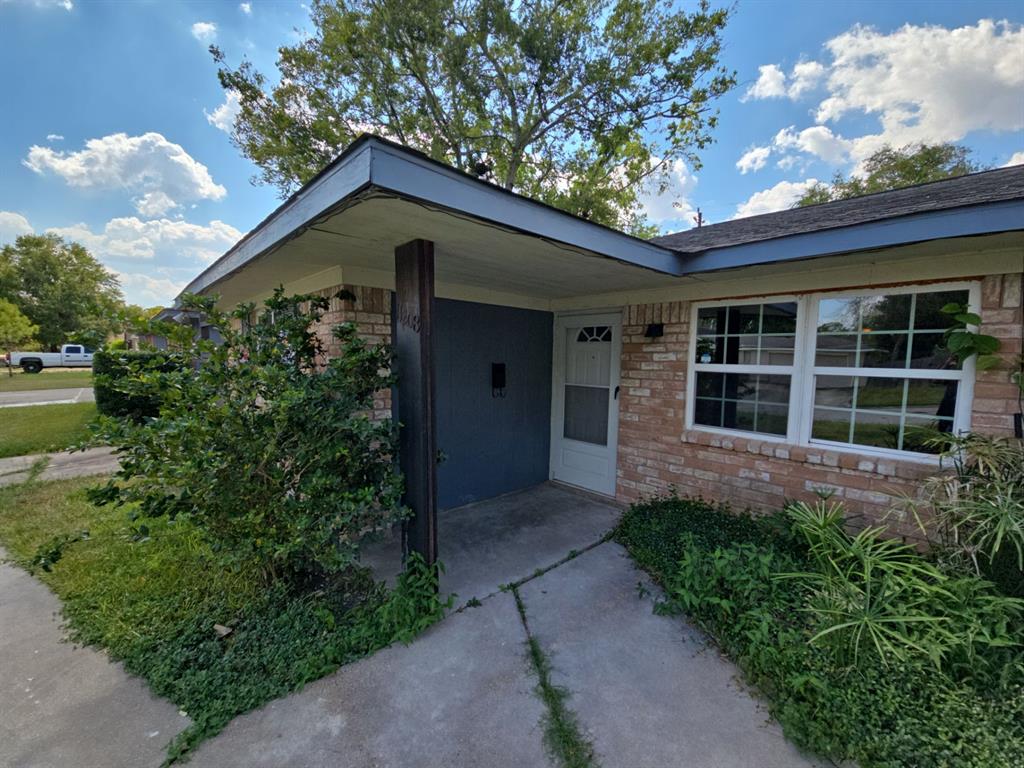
[512,587,599,768]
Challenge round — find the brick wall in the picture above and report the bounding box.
[616,274,1024,536]
[973,273,1023,433]
[308,283,392,420]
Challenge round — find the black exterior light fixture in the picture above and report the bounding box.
[644,323,664,338]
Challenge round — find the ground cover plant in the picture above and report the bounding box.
[0,476,447,764]
[616,493,1024,768]
[0,402,96,458]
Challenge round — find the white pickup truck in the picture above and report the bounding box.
[5,344,94,373]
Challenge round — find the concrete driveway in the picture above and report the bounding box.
[0,387,94,408]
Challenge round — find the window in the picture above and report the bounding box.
[692,301,797,436]
[687,283,977,458]
[65,346,82,354]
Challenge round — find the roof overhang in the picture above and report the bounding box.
[181,135,684,305]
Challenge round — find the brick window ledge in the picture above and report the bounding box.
[679,428,939,481]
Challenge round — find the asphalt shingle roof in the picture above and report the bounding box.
[652,164,1024,254]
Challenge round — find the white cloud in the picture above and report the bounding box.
[239,2,251,14]
[45,133,64,142]
[637,159,698,228]
[191,21,217,42]
[205,90,241,134]
[818,20,1024,164]
[133,191,178,217]
[736,145,771,174]
[744,61,826,101]
[0,211,33,244]
[773,125,852,165]
[114,270,188,306]
[744,64,787,100]
[24,132,226,215]
[733,179,820,219]
[741,21,1024,173]
[1004,151,1024,167]
[47,217,242,264]
[787,61,826,99]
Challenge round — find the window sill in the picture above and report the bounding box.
[680,427,941,478]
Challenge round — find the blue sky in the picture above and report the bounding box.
[0,0,1021,306]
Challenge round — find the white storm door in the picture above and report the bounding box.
[550,313,622,496]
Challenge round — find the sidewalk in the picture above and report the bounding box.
[0,551,189,768]
[0,447,119,487]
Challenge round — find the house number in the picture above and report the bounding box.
[398,303,421,333]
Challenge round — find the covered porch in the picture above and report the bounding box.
[181,135,685,567]
[362,482,621,600]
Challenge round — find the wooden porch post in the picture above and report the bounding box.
[394,239,438,566]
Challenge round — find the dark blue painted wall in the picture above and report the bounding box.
[432,298,553,509]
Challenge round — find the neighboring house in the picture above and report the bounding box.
[135,307,224,349]
[175,135,1023,559]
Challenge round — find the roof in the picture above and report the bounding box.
[181,134,683,298]
[654,165,1024,254]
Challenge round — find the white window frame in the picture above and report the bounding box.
[686,281,979,461]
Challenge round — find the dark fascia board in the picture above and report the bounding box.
[680,199,1024,274]
[180,135,684,298]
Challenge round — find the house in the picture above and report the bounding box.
[176,135,1024,561]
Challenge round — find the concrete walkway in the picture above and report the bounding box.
[0,553,190,768]
[0,447,119,487]
[191,486,819,768]
[0,387,95,408]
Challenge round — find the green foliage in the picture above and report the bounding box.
[898,433,1024,596]
[0,477,447,764]
[0,298,38,352]
[786,500,1022,679]
[939,300,1002,370]
[796,143,983,207]
[617,495,1024,768]
[0,234,123,350]
[213,0,736,233]
[89,289,405,585]
[92,349,184,420]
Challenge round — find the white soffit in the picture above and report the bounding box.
[207,195,680,306]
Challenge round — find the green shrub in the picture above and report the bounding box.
[617,495,1024,768]
[93,348,183,420]
[786,500,1023,683]
[89,289,405,585]
[895,433,1024,597]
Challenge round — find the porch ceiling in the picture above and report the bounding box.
[201,191,683,308]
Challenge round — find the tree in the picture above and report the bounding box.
[90,289,406,584]
[0,234,123,350]
[0,299,38,375]
[797,143,984,207]
[214,0,735,233]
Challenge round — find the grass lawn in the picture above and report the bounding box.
[0,476,444,764]
[615,496,1024,768]
[0,368,94,392]
[0,402,97,458]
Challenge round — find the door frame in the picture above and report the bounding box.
[548,309,623,497]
